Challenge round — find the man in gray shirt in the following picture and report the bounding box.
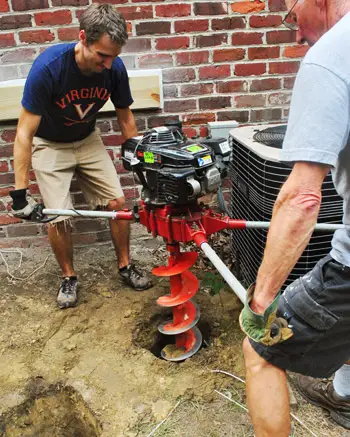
[240,0,350,435]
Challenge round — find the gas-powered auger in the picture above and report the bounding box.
[43,122,349,361]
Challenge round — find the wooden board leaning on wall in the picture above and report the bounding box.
[0,69,163,122]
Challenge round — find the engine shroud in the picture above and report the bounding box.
[121,124,230,206]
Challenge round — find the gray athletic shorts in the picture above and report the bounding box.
[32,129,123,224]
[250,255,350,378]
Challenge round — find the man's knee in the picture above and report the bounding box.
[243,337,272,373]
[107,197,125,211]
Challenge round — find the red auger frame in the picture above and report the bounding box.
[43,202,346,361]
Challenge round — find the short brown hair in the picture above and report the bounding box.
[79,4,128,46]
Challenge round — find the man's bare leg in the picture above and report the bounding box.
[107,198,129,268]
[48,220,76,277]
[243,338,291,437]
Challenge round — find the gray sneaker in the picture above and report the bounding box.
[119,264,153,291]
[57,277,78,309]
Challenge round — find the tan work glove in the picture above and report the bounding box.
[239,284,293,346]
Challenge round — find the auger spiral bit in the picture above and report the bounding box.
[152,243,202,362]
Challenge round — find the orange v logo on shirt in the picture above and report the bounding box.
[74,103,96,120]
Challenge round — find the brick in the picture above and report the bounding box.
[117,5,153,20]
[0,0,9,12]
[199,126,208,137]
[231,1,265,14]
[138,53,173,68]
[248,46,280,60]
[52,0,88,5]
[58,27,79,41]
[183,112,215,125]
[18,64,31,78]
[212,17,245,30]
[1,130,16,142]
[183,127,198,138]
[267,92,292,105]
[163,68,195,83]
[194,2,228,15]
[119,55,135,69]
[199,97,231,110]
[269,61,300,74]
[119,175,137,186]
[250,78,281,92]
[6,223,39,237]
[0,66,18,81]
[175,19,209,33]
[28,183,40,195]
[235,63,266,76]
[12,0,49,10]
[267,30,296,44]
[136,21,171,36]
[102,134,123,147]
[156,36,189,51]
[123,38,151,53]
[19,29,55,44]
[268,0,287,12]
[0,187,13,196]
[216,80,247,93]
[181,83,214,97]
[131,0,164,2]
[199,65,231,80]
[0,173,14,184]
[164,99,197,113]
[94,0,127,3]
[217,110,249,123]
[73,219,107,233]
[0,161,8,172]
[0,33,16,48]
[1,48,37,64]
[156,4,191,17]
[72,233,97,246]
[73,192,87,205]
[164,85,178,98]
[195,33,227,48]
[213,48,245,62]
[250,108,282,122]
[250,15,282,27]
[231,32,263,45]
[176,51,209,65]
[283,76,296,89]
[235,94,266,108]
[0,14,31,30]
[34,10,72,26]
[283,45,309,58]
[0,215,22,225]
[147,114,180,128]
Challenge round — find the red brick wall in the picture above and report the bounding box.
[0,0,308,247]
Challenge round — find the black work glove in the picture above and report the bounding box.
[9,188,53,223]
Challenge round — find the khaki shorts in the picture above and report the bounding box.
[32,129,123,223]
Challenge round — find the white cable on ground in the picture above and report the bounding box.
[0,249,50,281]
[146,400,182,437]
[211,369,319,437]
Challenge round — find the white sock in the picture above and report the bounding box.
[333,364,350,398]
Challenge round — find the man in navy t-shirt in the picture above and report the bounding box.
[10,4,152,309]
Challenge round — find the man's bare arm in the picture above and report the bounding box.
[14,108,41,189]
[251,161,330,313]
[115,107,138,140]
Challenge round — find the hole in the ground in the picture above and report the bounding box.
[0,379,102,437]
[133,313,212,359]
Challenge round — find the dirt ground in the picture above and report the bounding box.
[0,224,349,437]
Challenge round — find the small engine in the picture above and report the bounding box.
[121,122,231,206]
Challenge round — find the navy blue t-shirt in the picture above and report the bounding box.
[22,43,133,142]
